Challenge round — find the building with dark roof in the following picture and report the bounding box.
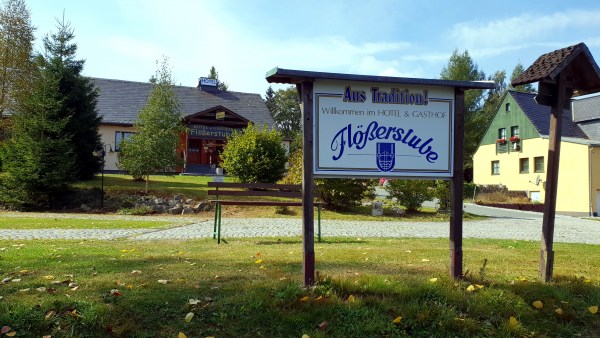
[92,77,275,173]
[473,90,600,216]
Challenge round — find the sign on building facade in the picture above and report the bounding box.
[314,79,454,178]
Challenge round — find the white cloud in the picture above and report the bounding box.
[450,9,600,50]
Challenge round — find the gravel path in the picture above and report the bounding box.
[1,215,599,244]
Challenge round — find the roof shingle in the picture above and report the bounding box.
[510,90,589,139]
[92,78,274,128]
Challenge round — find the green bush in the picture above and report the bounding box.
[279,143,376,210]
[220,124,287,183]
[385,179,433,212]
[316,178,376,210]
[432,180,450,211]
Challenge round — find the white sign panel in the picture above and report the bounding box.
[200,77,218,86]
[314,79,454,178]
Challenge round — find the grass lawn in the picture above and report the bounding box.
[0,216,184,229]
[75,174,216,200]
[1,238,598,337]
[74,174,484,221]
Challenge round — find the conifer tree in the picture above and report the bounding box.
[39,18,102,180]
[208,65,228,91]
[0,58,75,208]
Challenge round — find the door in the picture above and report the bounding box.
[188,139,202,164]
[596,191,600,216]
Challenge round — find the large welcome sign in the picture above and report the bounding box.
[314,79,454,178]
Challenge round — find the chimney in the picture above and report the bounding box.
[198,77,218,92]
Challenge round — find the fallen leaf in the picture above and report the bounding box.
[421,259,430,262]
[315,295,323,301]
[69,282,79,288]
[259,265,266,270]
[255,259,263,264]
[5,331,16,337]
[318,321,329,330]
[279,277,287,281]
[347,295,356,302]
[392,316,402,323]
[404,250,412,253]
[130,270,142,274]
[1,277,11,283]
[184,312,194,322]
[157,279,169,284]
[589,305,598,314]
[509,316,519,328]
[45,310,56,320]
[429,278,438,283]
[302,335,310,338]
[126,285,133,290]
[1,326,10,334]
[178,332,187,338]
[110,289,122,296]
[43,275,54,280]
[466,285,475,292]
[36,287,47,292]
[256,252,261,256]
[475,284,484,289]
[532,300,543,309]
[12,278,21,283]
[42,335,51,338]
[70,310,82,318]
[188,299,201,305]
[300,296,309,302]
[555,308,563,315]
[19,288,30,292]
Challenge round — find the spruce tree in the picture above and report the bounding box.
[40,18,102,180]
[208,65,229,91]
[264,85,276,115]
[0,60,76,209]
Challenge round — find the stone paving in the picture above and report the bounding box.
[1,215,599,244]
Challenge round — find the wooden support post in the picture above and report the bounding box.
[300,81,315,286]
[540,74,571,282]
[449,88,465,279]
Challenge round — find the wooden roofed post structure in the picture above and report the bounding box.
[512,43,600,282]
[266,68,493,286]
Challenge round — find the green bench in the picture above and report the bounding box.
[207,182,322,244]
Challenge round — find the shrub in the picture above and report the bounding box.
[280,142,376,210]
[385,179,433,212]
[432,180,450,211]
[220,124,287,183]
[315,178,376,210]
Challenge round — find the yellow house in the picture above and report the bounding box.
[473,90,600,217]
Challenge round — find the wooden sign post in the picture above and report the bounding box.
[267,68,493,286]
[512,43,600,281]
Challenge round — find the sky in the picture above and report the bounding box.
[26,0,600,97]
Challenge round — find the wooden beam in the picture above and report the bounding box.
[300,81,315,286]
[449,88,465,279]
[539,74,572,282]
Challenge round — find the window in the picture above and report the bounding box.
[115,131,134,151]
[519,158,529,173]
[498,128,506,139]
[492,160,500,175]
[505,103,510,112]
[510,126,519,137]
[534,156,544,173]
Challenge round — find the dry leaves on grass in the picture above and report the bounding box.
[532,300,543,309]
